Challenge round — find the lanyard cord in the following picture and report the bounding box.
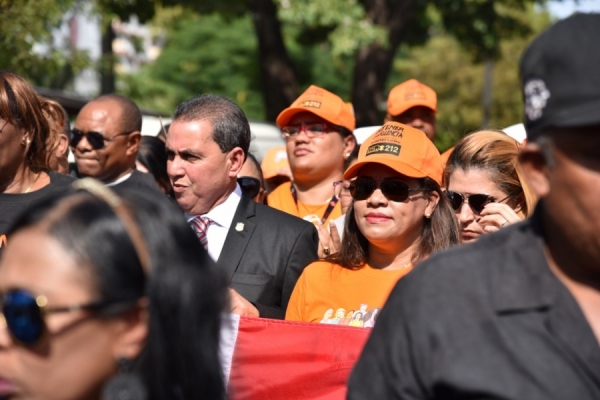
[290,183,339,224]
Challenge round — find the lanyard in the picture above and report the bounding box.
[290,184,339,224]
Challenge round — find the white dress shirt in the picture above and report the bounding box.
[105,172,133,187]
[186,184,242,261]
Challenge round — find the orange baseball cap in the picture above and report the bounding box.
[261,146,291,180]
[387,79,438,117]
[276,85,356,131]
[344,122,443,185]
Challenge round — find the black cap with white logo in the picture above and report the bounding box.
[520,13,600,139]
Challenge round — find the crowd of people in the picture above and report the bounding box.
[0,12,599,400]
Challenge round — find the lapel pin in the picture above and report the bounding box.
[235,222,245,232]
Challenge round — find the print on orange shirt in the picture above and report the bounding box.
[319,305,381,328]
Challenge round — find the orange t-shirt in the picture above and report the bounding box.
[285,260,412,327]
[267,182,342,225]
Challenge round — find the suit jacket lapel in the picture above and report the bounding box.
[217,196,257,283]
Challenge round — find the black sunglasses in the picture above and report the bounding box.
[70,129,132,150]
[1,289,134,346]
[349,176,422,202]
[238,176,262,199]
[444,190,513,214]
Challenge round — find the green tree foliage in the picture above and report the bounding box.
[0,0,89,88]
[121,10,356,119]
[389,7,553,151]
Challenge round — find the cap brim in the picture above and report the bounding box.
[344,160,428,181]
[276,107,330,128]
[389,102,437,117]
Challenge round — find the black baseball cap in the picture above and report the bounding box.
[520,13,600,139]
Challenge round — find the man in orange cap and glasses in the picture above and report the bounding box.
[385,79,437,142]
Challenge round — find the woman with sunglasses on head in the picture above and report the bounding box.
[0,71,74,251]
[0,179,226,400]
[444,130,537,243]
[285,122,460,325]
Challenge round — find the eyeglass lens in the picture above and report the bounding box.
[2,290,45,345]
[349,177,413,202]
[70,129,106,149]
[238,177,261,199]
[281,123,328,137]
[445,191,494,214]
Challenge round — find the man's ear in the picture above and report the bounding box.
[227,147,246,178]
[126,131,142,156]
[519,142,550,199]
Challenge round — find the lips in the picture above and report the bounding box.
[0,378,17,397]
[365,212,391,223]
[293,147,311,156]
[461,230,480,242]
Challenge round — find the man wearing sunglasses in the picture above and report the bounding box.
[348,14,600,400]
[71,94,164,196]
[166,94,318,319]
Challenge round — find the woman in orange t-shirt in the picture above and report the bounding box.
[286,122,460,326]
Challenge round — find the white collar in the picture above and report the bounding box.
[186,184,243,229]
[105,171,133,187]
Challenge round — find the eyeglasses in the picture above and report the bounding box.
[444,190,513,214]
[238,176,263,199]
[1,289,133,346]
[333,180,352,197]
[281,122,339,139]
[348,176,422,202]
[70,129,133,150]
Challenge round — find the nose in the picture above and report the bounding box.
[408,117,424,129]
[166,156,184,181]
[293,126,311,143]
[366,187,388,207]
[457,201,475,226]
[74,134,93,152]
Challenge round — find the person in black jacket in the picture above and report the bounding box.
[347,13,600,400]
[166,94,318,319]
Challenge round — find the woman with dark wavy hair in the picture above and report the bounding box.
[0,71,73,245]
[0,180,226,399]
[286,122,459,326]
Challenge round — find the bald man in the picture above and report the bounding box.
[72,94,163,195]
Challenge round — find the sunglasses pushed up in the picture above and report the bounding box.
[348,176,422,202]
[444,190,513,214]
[1,289,133,346]
[70,129,132,150]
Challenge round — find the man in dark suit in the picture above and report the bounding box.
[166,94,318,319]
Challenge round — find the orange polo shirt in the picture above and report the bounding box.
[285,260,412,327]
[267,182,342,225]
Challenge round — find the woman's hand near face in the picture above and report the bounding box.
[478,202,522,233]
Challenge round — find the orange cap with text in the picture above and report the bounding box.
[276,85,356,131]
[261,146,290,180]
[344,122,443,185]
[387,79,438,117]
